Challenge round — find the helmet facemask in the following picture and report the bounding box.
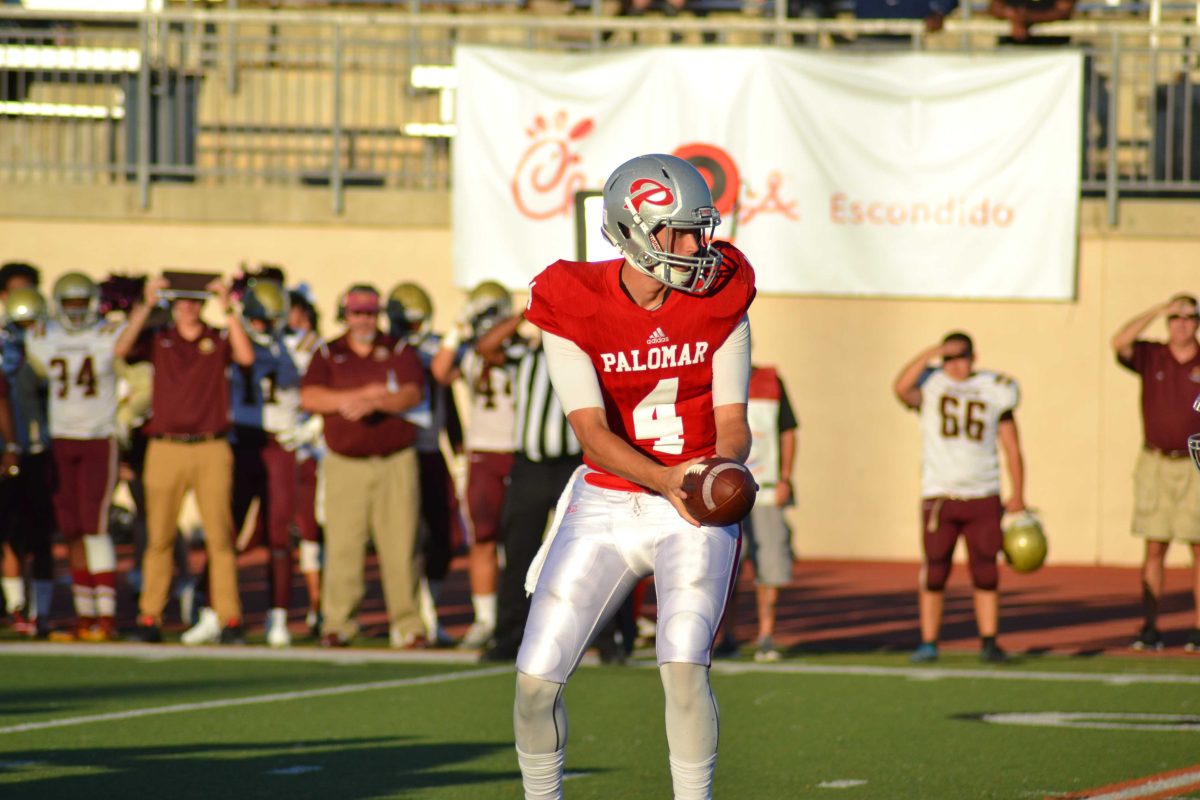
[59,297,96,331]
[601,154,724,295]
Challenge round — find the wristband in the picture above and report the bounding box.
[442,328,462,352]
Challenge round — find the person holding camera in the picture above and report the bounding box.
[115,274,254,644]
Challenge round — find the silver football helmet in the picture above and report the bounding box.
[601,154,722,294]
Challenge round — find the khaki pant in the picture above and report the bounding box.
[140,438,242,624]
[1133,449,1200,542]
[321,447,422,641]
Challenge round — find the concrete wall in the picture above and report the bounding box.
[1,200,1195,567]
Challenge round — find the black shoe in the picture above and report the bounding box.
[128,618,162,644]
[480,640,520,663]
[1132,625,1164,652]
[980,641,1008,663]
[713,637,740,659]
[1184,629,1200,653]
[219,625,246,645]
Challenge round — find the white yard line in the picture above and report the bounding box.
[0,641,484,665]
[709,661,1200,686]
[0,664,513,736]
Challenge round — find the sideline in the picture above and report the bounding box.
[710,661,1200,686]
[0,663,513,736]
[0,641,484,665]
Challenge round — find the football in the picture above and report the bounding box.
[680,457,757,526]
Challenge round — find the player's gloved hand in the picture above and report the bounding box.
[655,457,705,528]
[278,415,323,452]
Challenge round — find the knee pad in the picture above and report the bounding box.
[83,534,117,574]
[299,540,322,573]
[969,558,998,591]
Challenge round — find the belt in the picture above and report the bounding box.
[153,432,225,444]
[1145,446,1189,460]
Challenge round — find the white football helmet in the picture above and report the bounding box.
[601,154,722,294]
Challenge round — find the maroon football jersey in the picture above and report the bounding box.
[525,241,756,492]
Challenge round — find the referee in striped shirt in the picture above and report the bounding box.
[474,312,583,662]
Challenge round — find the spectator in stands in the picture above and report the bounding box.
[848,0,955,41]
[893,332,1024,664]
[116,274,254,644]
[1112,294,1200,653]
[476,312,584,663]
[300,284,426,649]
[716,363,799,663]
[431,282,525,651]
[989,0,1074,43]
[0,283,56,638]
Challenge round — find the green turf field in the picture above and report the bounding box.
[2,647,1199,799]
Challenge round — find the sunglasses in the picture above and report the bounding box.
[943,353,972,362]
[345,309,378,317]
[1168,314,1200,322]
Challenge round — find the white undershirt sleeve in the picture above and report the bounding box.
[541,331,604,414]
[711,315,751,407]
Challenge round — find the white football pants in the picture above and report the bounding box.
[516,472,741,684]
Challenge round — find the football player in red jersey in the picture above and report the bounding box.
[514,154,756,800]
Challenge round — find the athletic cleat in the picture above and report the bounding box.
[181,607,222,645]
[219,624,247,645]
[979,641,1008,664]
[47,627,79,643]
[1184,629,1200,653]
[458,621,494,650]
[127,616,162,643]
[79,619,118,643]
[754,636,782,663]
[1131,625,1164,652]
[910,642,939,663]
[9,610,36,637]
[636,615,657,644]
[265,608,291,648]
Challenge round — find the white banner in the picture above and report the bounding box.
[453,46,1080,300]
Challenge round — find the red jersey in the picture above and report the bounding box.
[525,241,756,491]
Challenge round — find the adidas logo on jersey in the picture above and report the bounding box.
[646,327,670,345]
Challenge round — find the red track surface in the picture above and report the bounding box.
[34,545,1200,656]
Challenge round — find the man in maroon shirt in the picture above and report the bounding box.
[1113,293,1200,652]
[300,285,426,648]
[115,275,254,643]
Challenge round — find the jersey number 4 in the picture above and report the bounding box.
[49,356,97,400]
[633,378,684,455]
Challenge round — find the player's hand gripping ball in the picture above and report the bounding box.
[681,457,757,526]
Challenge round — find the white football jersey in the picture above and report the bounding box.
[460,348,521,453]
[918,369,1019,499]
[26,319,125,440]
[283,329,321,375]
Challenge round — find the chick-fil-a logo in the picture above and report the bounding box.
[511,111,594,221]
